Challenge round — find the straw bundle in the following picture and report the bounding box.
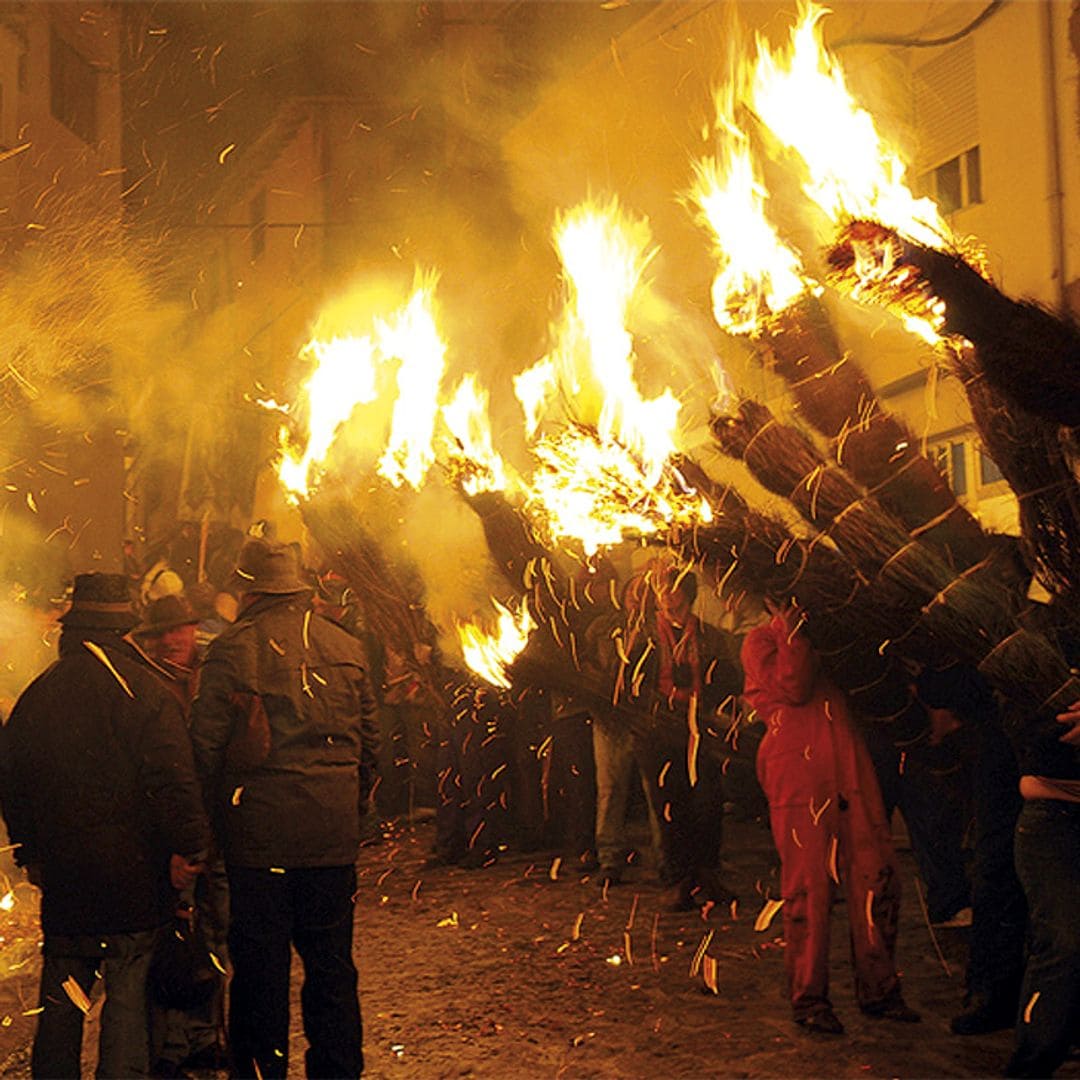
[761,294,987,568]
[302,488,450,713]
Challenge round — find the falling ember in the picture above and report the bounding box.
[753,897,785,932]
[442,375,507,495]
[1023,991,1040,1024]
[689,86,816,336]
[457,597,536,689]
[62,977,91,1014]
[375,276,447,490]
[274,334,380,500]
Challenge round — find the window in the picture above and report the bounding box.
[917,146,982,215]
[979,449,1004,486]
[50,28,96,144]
[930,440,967,497]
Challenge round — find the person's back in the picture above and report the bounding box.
[195,590,377,867]
[0,573,209,1079]
[189,537,378,1080]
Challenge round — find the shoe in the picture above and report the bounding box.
[931,906,973,928]
[950,992,1017,1035]
[862,993,921,1023]
[796,1009,845,1035]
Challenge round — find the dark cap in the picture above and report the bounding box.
[136,594,199,637]
[59,573,138,631]
[234,536,308,595]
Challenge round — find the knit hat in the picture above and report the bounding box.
[234,536,308,595]
[59,573,138,631]
[136,594,199,637]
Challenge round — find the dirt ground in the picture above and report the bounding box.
[2,812,1079,1079]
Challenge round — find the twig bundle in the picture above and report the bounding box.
[762,295,987,568]
[302,487,450,714]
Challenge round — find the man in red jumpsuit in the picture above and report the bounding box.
[742,603,920,1035]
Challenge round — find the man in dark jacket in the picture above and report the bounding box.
[189,537,379,1079]
[0,573,210,1078]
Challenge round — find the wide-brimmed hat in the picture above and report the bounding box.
[59,573,138,631]
[234,536,309,595]
[136,594,199,637]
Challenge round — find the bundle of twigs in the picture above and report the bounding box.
[302,487,450,714]
[760,294,988,568]
[709,399,1080,715]
[672,459,922,734]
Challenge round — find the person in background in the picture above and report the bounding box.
[742,599,919,1036]
[609,561,741,910]
[135,593,230,1077]
[914,663,1026,1038]
[0,573,209,1078]
[190,537,380,1079]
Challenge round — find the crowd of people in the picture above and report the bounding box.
[0,522,1078,1078]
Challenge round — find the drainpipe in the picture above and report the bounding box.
[1043,0,1067,313]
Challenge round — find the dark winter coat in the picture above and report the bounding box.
[189,592,380,868]
[0,630,211,937]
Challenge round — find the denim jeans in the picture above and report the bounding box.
[1007,798,1080,1077]
[32,929,158,1078]
[592,724,661,871]
[227,864,363,1079]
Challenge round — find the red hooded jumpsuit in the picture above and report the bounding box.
[742,613,903,1021]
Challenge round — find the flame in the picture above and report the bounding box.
[513,357,558,439]
[690,87,816,336]
[516,198,708,554]
[547,198,679,484]
[525,426,712,558]
[376,276,448,489]
[275,334,380,500]
[442,375,507,495]
[752,3,949,251]
[458,597,535,689]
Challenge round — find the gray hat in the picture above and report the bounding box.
[59,573,138,630]
[234,537,308,595]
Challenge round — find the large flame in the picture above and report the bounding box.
[751,3,966,343]
[458,597,535,689]
[376,277,448,490]
[547,199,680,484]
[752,2,949,250]
[690,85,816,336]
[442,375,507,496]
[276,334,380,500]
[516,198,709,555]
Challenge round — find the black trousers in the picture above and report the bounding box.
[227,865,363,1078]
